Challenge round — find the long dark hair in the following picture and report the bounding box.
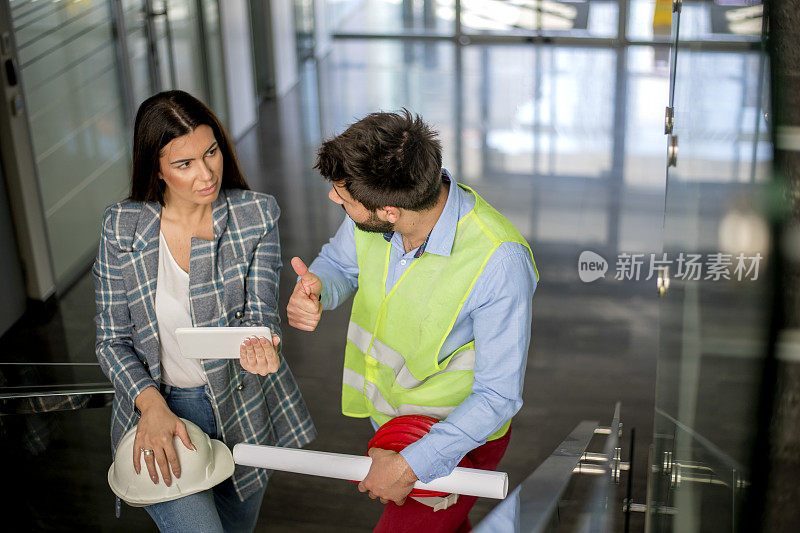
[129,90,249,205]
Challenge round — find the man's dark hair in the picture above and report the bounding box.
[314,109,442,211]
[129,90,249,205]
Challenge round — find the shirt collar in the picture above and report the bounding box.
[382,168,460,258]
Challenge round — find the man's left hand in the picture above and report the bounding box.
[358,448,418,505]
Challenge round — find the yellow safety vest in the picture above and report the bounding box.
[342,184,538,441]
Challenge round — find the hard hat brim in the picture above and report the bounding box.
[108,438,235,507]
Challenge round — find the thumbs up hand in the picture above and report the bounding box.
[287,257,323,331]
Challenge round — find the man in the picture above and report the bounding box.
[287,110,538,532]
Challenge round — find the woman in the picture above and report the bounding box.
[93,90,315,532]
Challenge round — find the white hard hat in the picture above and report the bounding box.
[107,418,234,507]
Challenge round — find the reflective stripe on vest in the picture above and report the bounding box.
[347,321,476,390]
[342,367,465,420]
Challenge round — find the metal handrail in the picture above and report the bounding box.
[474,419,600,533]
[576,402,622,532]
[475,402,626,532]
[0,362,102,366]
[0,384,114,415]
[0,385,114,400]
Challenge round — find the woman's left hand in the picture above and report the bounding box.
[239,334,281,375]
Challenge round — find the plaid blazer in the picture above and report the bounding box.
[93,189,316,501]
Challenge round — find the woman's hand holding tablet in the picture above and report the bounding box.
[176,327,281,375]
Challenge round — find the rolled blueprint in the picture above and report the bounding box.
[233,444,508,499]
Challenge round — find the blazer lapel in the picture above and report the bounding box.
[189,192,229,328]
[130,202,162,377]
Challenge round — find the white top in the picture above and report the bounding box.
[155,231,207,387]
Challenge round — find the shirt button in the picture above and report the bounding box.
[400,260,407,265]
[237,383,244,391]
[235,310,244,319]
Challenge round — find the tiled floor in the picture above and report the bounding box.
[3,36,758,530]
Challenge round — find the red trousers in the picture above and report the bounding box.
[373,428,512,533]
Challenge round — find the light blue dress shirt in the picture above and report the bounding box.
[308,170,538,482]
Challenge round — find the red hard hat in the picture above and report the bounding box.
[361,415,474,498]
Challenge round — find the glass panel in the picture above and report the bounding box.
[674,53,769,184]
[624,46,670,189]
[629,0,763,43]
[126,0,225,123]
[317,39,457,140]
[10,0,130,286]
[163,0,207,99]
[675,0,763,42]
[200,0,227,123]
[294,0,316,60]
[649,11,771,532]
[123,0,154,109]
[461,45,615,183]
[328,0,454,35]
[461,0,619,38]
[628,0,674,42]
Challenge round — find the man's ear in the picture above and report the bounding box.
[380,206,401,223]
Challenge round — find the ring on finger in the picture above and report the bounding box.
[142,448,155,456]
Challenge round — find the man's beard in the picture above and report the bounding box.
[352,208,394,234]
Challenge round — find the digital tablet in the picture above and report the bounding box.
[176,327,272,359]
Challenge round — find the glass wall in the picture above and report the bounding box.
[323,0,765,45]
[648,2,770,530]
[461,46,616,183]
[8,0,227,289]
[10,0,131,287]
[328,0,454,35]
[122,0,153,109]
[628,0,764,42]
[460,0,618,38]
[325,0,620,38]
